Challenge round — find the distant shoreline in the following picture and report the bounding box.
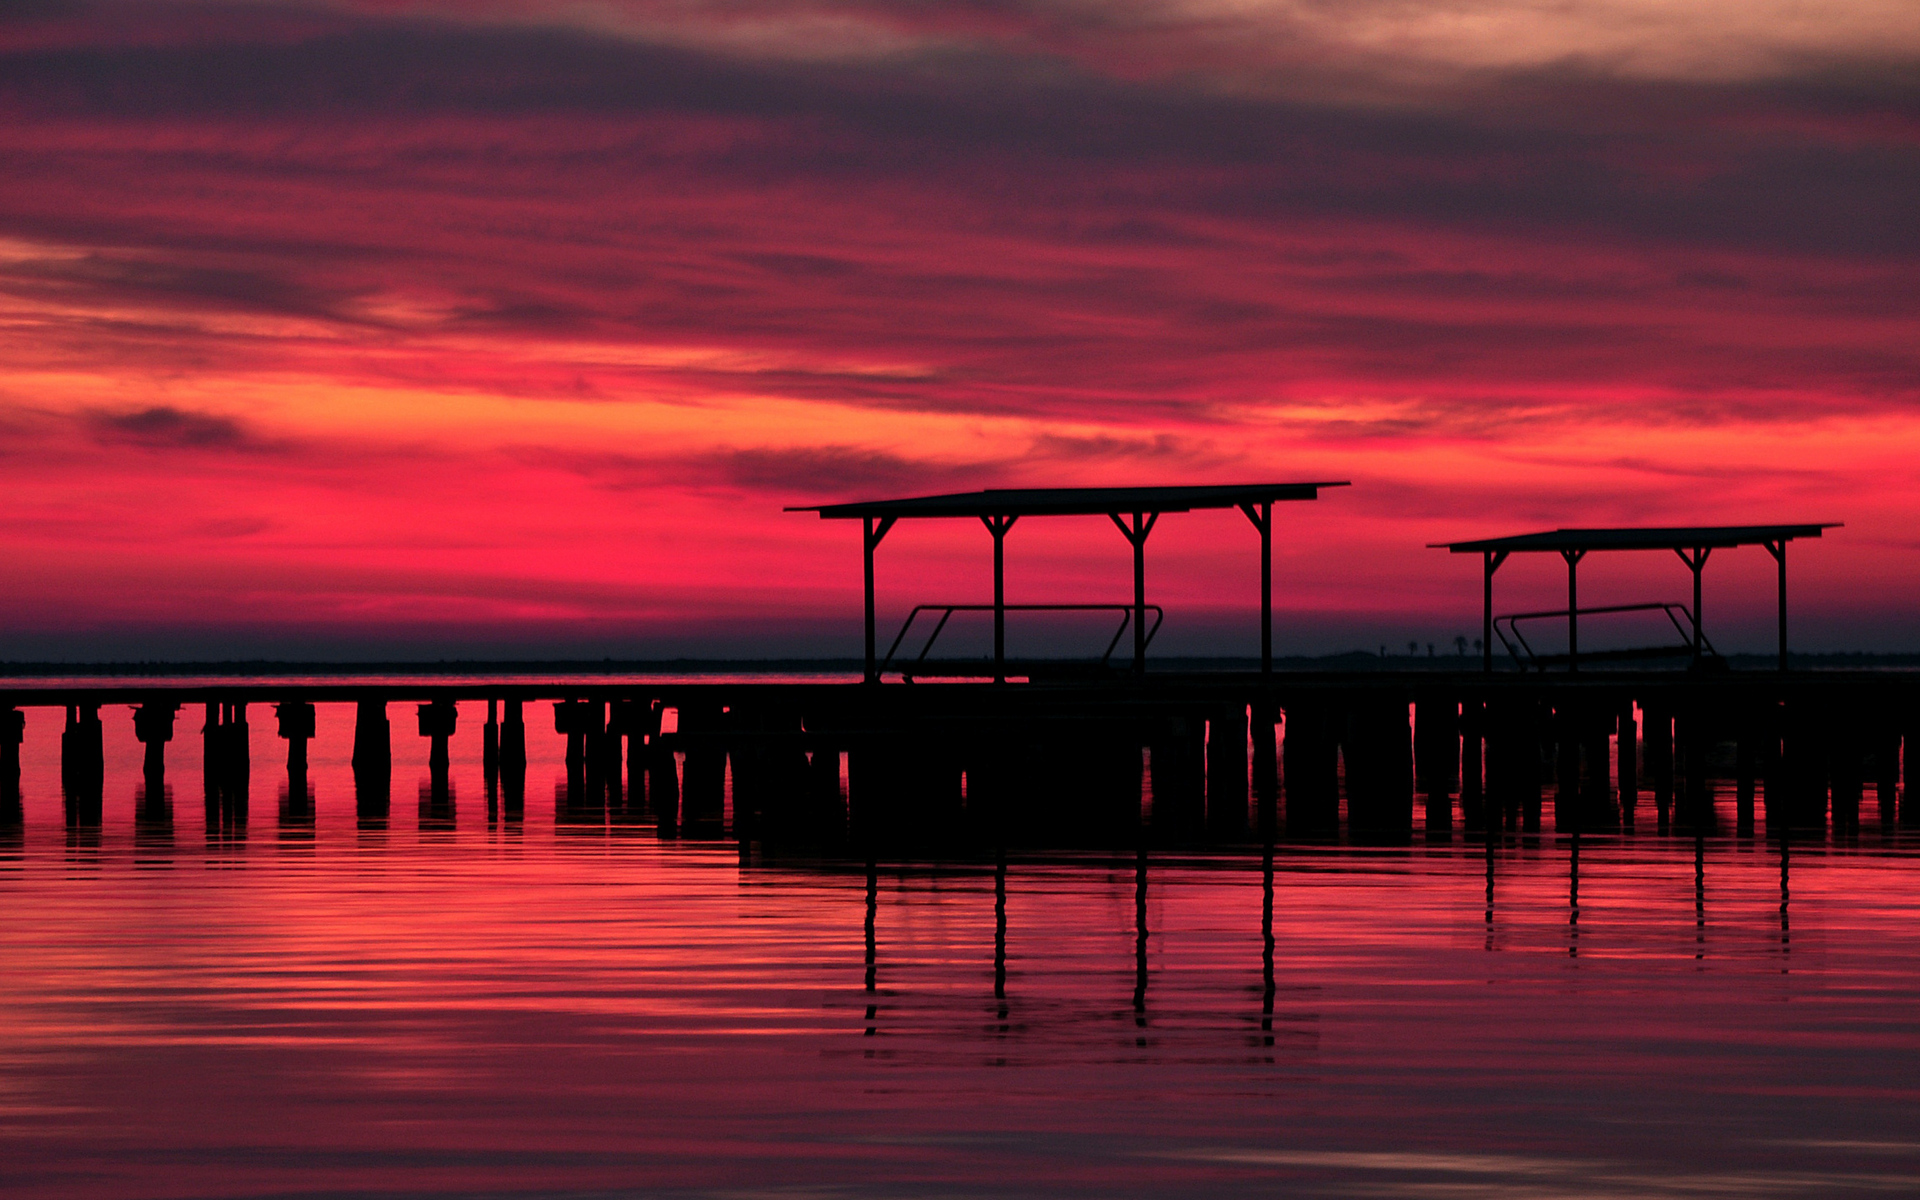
[5,652,1920,676]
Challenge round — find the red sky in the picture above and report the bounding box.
[2,0,1917,659]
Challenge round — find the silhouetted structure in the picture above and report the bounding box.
[1433,525,1839,673]
[788,483,1348,682]
[0,499,1890,853]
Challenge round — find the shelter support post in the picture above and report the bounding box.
[1676,546,1711,662]
[980,514,1018,683]
[1239,501,1274,677]
[862,516,896,685]
[1482,551,1508,674]
[1110,512,1161,675]
[1765,539,1787,671]
[1562,548,1586,673]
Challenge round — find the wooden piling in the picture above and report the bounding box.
[1829,702,1864,834]
[1345,690,1412,843]
[679,703,726,832]
[133,703,176,781]
[1485,696,1541,833]
[1645,700,1673,830]
[1735,711,1757,835]
[483,698,499,787]
[1414,693,1458,835]
[805,740,846,844]
[1780,695,1829,830]
[649,723,681,835]
[0,707,21,798]
[1676,705,1714,833]
[1581,705,1614,830]
[1096,727,1146,845]
[591,700,621,782]
[1252,700,1279,839]
[418,699,456,794]
[1553,703,1581,833]
[229,703,249,780]
[1283,699,1340,838]
[1868,695,1898,827]
[276,701,315,775]
[1615,699,1637,828]
[1903,708,1920,827]
[501,698,526,771]
[1760,700,1785,831]
[1459,698,1485,832]
[1206,704,1249,840]
[63,704,104,822]
[608,699,646,803]
[1150,713,1206,839]
[351,699,390,778]
[846,738,900,848]
[201,701,221,800]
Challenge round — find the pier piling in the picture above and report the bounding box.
[418,699,457,794]
[352,699,390,778]
[1459,698,1485,832]
[276,701,315,776]
[1252,702,1278,838]
[1345,691,1412,842]
[1206,704,1249,840]
[1736,711,1757,835]
[484,698,499,788]
[1616,700,1638,827]
[1903,711,1920,827]
[649,720,681,835]
[1781,698,1829,830]
[1282,700,1339,838]
[1,707,21,801]
[133,702,177,783]
[1415,694,1458,836]
[1645,701,1674,831]
[679,704,726,833]
[1150,714,1205,839]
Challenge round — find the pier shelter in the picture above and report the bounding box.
[1433,524,1838,673]
[789,483,1348,683]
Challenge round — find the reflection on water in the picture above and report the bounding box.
[0,700,1916,1198]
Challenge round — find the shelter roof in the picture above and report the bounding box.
[1432,524,1839,554]
[788,482,1348,520]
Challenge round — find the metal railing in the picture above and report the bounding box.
[881,603,1163,676]
[1495,602,1717,671]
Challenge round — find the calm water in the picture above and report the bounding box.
[4,697,1920,1198]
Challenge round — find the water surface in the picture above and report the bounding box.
[3,699,1918,1198]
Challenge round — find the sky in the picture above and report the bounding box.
[1,0,1916,661]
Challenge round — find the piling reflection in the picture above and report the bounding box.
[135,779,173,864]
[419,779,456,836]
[863,859,878,1039]
[279,777,315,847]
[1568,832,1580,958]
[1133,848,1149,1038]
[1260,844,1275,1052]
[993,852,1008,1027]
[1695,835,1707,959]
[1,705,1916,1200]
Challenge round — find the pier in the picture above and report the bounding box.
[1,496,1883,849]
[5,669,1914,847]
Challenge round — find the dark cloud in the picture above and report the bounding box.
[85,405,266,451]
[516,428,1239,501]
[1,4,1914,262]
[518,444,1008,499]
[0,246,373,324]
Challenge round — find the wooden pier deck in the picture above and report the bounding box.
[6,669,1916,847]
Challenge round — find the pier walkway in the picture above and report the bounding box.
[6,668,1916,847]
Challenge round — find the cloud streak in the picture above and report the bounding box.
[0,1,1914,654]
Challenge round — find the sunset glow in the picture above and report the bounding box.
[3,1,1915,658]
